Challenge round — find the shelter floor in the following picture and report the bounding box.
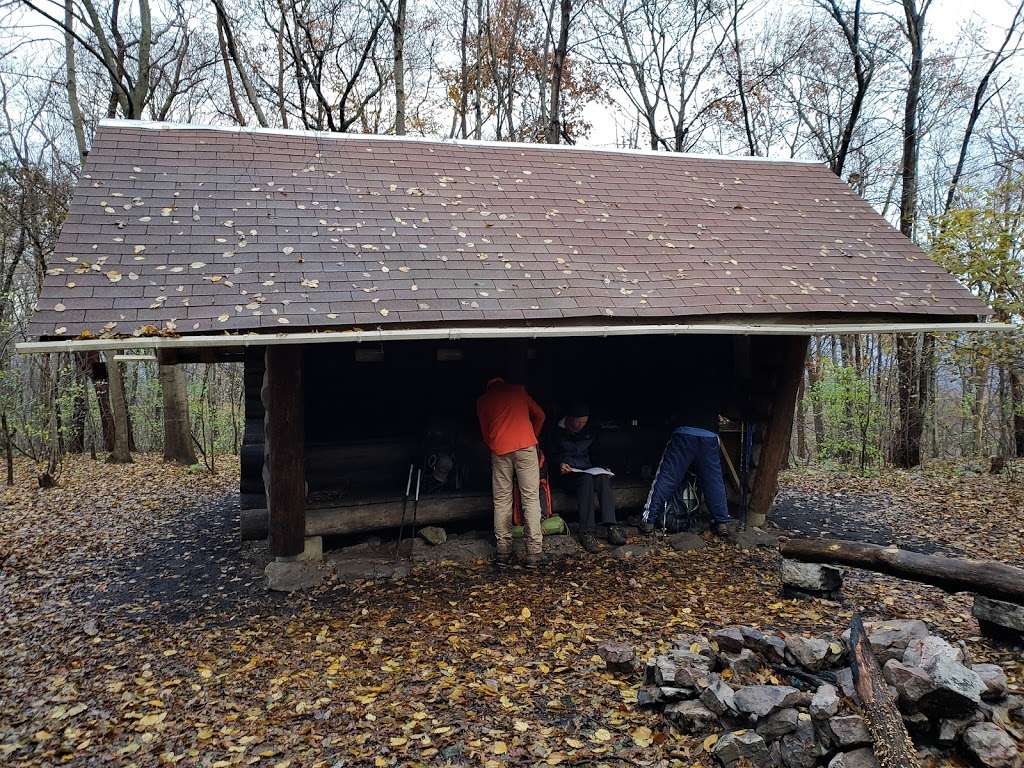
[1,456,1021,767]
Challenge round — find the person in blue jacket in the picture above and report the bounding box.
[641,361,737,537]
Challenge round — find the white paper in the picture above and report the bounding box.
[569,466,615,477]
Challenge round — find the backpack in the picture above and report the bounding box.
[659,472,707,532]
[512,448,554,525]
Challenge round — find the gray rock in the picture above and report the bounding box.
[963,722,1022,768]
[827,748,880,768]
[902,634,966,667]
[883,660,937,709]
[700,675,737,716]
[740,626,788,663]
[712,730,773,767]
[937,714,982,746]
[83,619,99,637]
[834,667,857,699]
[842,619,929,665]
[728,527,780,549]
[712,627,747,654]
[265,558,324,591]
[828,715,871,749]
[649,656,678,686]
[780,560,843,592]
[669,649,714,687]
[923,654,986,714]
[973,663,1010,702]
[722,648,761,678]
[637,686,663,707]
[668,532,705,551]
[973,595,1024,636]
[810,684,840,720]
[785,635,840,671]
[609,543,654,560]
[664,699,719,736]
[756,708,799,738]
[780,719,820,768]
[417,526,447,545]
[596,640,634,671]
[735,685,803,718]
[673,633,715,659]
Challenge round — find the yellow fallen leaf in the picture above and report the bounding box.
[565,737,584,749]
[702,733,719,751]
[389,736,407,747]
[632,726,653,748]
[492,741,508,755]
[520,607,531,620]
[546,753,567,766]
[592,728,611,743]
[513,720,528,732]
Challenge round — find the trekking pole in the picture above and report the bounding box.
[395,464,414,557]
[407,468,422,561]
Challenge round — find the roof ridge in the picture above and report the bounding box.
[97,118,826,167]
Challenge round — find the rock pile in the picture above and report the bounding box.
[612,619,1022,768]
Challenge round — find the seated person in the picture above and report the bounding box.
[551,403,626,553]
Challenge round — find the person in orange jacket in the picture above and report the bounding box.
[476,377,545,567]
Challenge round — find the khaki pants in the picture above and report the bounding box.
[491,446,542,556]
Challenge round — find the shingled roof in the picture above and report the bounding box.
[28,120,988,340]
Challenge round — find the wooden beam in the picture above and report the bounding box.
[781,537,1024,604]
[262,346,305,557]
[240,483,653,541]
[748,335,809,526]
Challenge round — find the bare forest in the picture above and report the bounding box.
[0,0,1022,479]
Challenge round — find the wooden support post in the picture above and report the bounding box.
[748,335,808,526]
[262,346,305,558]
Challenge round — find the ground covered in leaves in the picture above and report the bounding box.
[1,457,1021,767]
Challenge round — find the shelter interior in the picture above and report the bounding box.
[239,333,808,544]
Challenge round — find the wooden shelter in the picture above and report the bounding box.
[21,120,997,567]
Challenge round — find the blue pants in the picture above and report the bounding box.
[643,429,730,524]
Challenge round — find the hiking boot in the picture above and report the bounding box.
[494,550,513,568]
[522,552,544,569]
[711,521,739,539]
[606,525,627,546]
[579,532,601,554]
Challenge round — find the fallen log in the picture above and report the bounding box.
[241,483,652,541]
[779,537,1024,605]
[849,615,919,768]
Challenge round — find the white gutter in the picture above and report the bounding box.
[15,322,1015,355]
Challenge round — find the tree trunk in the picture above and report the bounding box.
[780,537,1024,604]
[892,334,922,468]
[848,616,920,768]
[545,0,571,144]
[795,374,808,463]
[1011,366,1024,458]
[67,353,88,454]
[106,353,132,464]
[159,360,197,465]
[392,0,407,135]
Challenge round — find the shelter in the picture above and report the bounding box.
[21,120,997,568]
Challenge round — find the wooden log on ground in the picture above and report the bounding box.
[780,537,1024,604]
[849,614,919,768]
[240,483,652,541]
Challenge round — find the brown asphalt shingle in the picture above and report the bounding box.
[29,120,989,339]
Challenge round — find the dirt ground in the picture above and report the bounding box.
[0,456,1021,767]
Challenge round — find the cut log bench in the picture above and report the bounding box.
[240,482,652,541]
